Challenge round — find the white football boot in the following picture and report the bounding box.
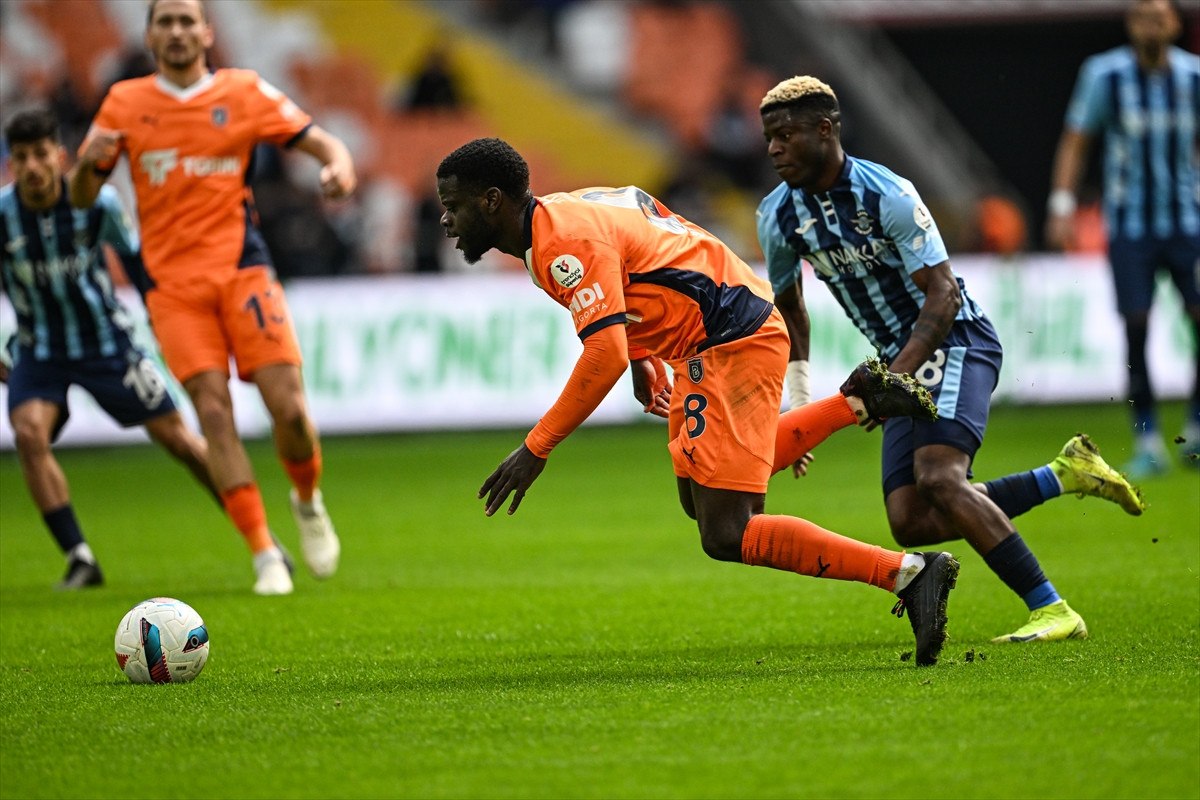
[253,546,294,596]
[290,489,340,579]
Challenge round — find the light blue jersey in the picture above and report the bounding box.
[1,183,142,363]
[756,155,985,362]
[1065,45,1200,242]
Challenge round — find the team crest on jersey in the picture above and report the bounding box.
[687,357,704,384]
[549,254,585,289]
[853,209,874,235]
[211,106,229,126]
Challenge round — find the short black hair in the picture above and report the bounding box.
[146,0,207,28]
[436,138,531,201]
[4,109,60,148]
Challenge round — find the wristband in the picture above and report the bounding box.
[1047,189,1076,217]
[786,360,811,409]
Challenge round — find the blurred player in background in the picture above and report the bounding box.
[1,109,218,589]
[437,137,961,667]
[1045,0,1200,478]
[757,76,1147,644]
[68,0,355,595]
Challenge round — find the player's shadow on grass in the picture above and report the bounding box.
[370,643,908,694]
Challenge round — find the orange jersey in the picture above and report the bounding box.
[525,187,774,362]
[84,69,312,288]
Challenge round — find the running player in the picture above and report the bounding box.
[1046,0,1200,477]
[68,0,352,595]
[437,137,960,667]
[1,108,217,590]
[756,76,1146,644]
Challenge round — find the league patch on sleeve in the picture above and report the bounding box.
[550,254,585,289]
[913,203,933,231]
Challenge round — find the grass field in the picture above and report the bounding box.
[1,401,1197,799]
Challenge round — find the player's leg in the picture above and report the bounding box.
[183,370,292,595]
[147,282,291,595]
[882,334,1086,643]
[142,411,220,505]
[771,358,937,475]
[7,364,102,589]
[1163,233,1200,468]
[977,432,1145,517]
[670,320,957,665]
[1109,238,1169,477]
[225,266,339,579]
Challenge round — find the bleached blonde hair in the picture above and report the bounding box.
[760,76,837,111]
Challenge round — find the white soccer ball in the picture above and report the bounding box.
[114,597,209,684]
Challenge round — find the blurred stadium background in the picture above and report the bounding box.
[0,0,1196,445]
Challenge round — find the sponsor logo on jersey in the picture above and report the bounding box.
[687,357,704,384]
[567,282,605,315]
[550,254,585,288]
[795,218,816,235]
[139,149,241,185]
[140,149,178,186]
[211,106,228,126]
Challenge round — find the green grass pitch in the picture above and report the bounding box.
[1,402,1197,799]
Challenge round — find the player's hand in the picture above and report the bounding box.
[0,361,9,384]
[79,132,122,172]
[631,356,671,418]
[319,160,356,200]
[479,443,547,516]
[790,451,815,478]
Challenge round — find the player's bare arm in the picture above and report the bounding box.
[889,261,962,377]
[481,324,629,516]
[292,126,357,200]
[1045,128,1093,250]
[775,280,811,363]
[67,131,121,208]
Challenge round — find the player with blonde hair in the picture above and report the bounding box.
[757,75,1145,643]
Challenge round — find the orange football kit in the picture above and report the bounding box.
[521,186,858,494]
[82,69,312,382]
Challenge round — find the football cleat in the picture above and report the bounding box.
[57,557,104,590]
[840,358,938,424]
[1051,433,1146,516]
[290,489,340,579]
[892,551,959,666]
[990,599,1088,643]
[253,548,294,596]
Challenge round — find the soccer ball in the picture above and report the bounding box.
[114,597,209,684]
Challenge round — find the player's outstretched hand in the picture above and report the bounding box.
[631,356,671,418]
[320,161,356,200]
[479,443,547,517]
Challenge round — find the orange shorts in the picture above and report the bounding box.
[667,310,788,493]
[145,266,302,384]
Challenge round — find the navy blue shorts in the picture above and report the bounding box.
[7,348,177,442]
[1107,234,1200,317]
[880,317,1003,497]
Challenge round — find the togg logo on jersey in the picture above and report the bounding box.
[550,254,585,288]
[140,149,241,186]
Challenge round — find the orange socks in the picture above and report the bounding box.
[282,447,322,503]
[773,395,859,474]
[741,514,903,591]
[220,483,274,554]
